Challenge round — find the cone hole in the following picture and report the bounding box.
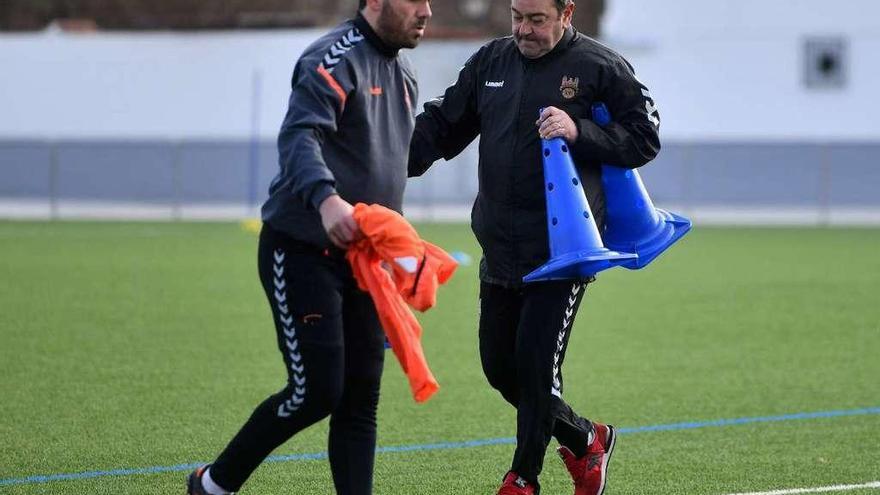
[561,145,568,153]
[543,149,550,157]
[548,183,554,191]
[552,217,558,226]
[572,178,579,186]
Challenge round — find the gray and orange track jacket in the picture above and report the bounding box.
[262,14,418,248]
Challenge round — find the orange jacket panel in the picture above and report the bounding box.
[346,203,458,403]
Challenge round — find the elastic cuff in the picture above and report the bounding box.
[309,182,337,211]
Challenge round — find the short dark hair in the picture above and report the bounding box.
[554,0,574,13]
[359,0,366,9]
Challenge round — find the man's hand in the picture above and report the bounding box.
[536,107,578,142]
[318,194,361,249]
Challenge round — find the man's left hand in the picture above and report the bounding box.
[536,107,578,142]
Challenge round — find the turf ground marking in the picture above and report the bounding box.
[723,481,880,495]
[1,407,878,487]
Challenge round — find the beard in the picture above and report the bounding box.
[377,2,426,50]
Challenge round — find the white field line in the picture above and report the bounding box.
[725,481,880,495]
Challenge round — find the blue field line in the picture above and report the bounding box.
[2,406,878,487]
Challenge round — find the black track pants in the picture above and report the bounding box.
[479,280,595,488]
[210,225,385,494]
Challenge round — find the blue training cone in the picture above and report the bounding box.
[523,134,637,283]
[592,103,691,269]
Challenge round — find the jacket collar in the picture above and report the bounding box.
[354,13,399,58]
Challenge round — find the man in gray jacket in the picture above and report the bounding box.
[187,1,431,494]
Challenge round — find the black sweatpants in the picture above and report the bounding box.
[479,280,595,489]
[210,225,386,494]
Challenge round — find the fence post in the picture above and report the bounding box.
[680,142,694,219]
[49,141,59,221]
[425,167,436,221]
[172,141,183,221]
[248,69,263,217]
[818,143,832,227]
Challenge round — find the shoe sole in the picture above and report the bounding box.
[186,466,208,495]
[186,472,198,495]
[597,424,617,495]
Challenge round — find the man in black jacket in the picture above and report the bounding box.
[409,1,660,494]
[187,1,431,494]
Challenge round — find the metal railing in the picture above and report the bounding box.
[1,140,879,225]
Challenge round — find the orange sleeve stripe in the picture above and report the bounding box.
[317,65,347,109]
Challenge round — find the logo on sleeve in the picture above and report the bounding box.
[560,76,579,99]
[320,28,364,73]
[642,88,660,126]
[485,80,505,88]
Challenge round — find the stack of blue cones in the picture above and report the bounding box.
[523,104,692,283]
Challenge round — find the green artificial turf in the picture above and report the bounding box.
[0,222,878,494]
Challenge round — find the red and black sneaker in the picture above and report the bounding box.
[186,465,210,495]
[497,471,537,495]
[557,422,617,495]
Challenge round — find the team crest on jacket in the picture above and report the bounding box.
[560,76,579,99]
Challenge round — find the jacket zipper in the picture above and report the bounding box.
[510,61,531,279]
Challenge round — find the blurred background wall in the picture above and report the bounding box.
[0,0,604,36]
[0,0,878,224]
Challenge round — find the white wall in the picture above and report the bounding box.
[1,0,878,141]
[603,0,880,141]
[0,28,483,140]
[604,0,880,35]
